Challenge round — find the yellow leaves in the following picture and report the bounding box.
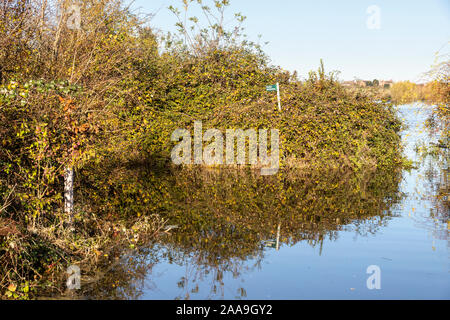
[7,283,16,292]
[94,249,102,258]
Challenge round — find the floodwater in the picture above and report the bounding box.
[79,104,449,300]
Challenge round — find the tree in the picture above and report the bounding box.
[0,0,159,230]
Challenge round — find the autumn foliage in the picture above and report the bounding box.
[0,0,414,298]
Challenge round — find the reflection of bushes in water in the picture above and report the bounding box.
[80,163,404,256]
[77,242,260,300]
[75,163,404,299]
[77,246,157,300]
[163,167,404,257]
[417,151,449,242]
[415,103,449,239]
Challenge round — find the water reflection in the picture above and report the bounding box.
[75,161,404,299]
[398,104,448,245]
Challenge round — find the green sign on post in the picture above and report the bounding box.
[266,83,282,111]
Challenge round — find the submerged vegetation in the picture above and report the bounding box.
[0,0,445,299]
[417,53,449,216]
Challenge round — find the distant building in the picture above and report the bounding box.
[356,79,367,87]
[341,79,394,88]
[342,80,356,87]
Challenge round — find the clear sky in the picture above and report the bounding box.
[129,0,450,82]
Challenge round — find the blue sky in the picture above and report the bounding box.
[129,0,450,82]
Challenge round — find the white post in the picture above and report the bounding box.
[276,82,281,111]
[276,223,281,251]
[64,167,74,228]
